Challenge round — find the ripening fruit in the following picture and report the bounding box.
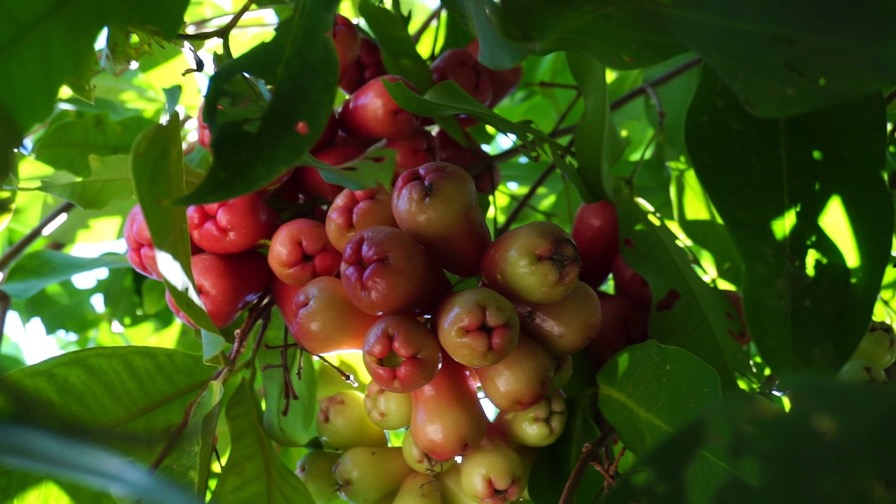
[431,48,493,105]
[850,322,896,371]
[474,335,555,412]
[332,446,414,504]
[316,390,387,450]
[123,204,160,279]
[514,280,602,356]
[459,428,528,503]
[571,200,619,288]
[481,221,582,305]
[288,276,379,355]
[295,450,343,503]
[410,355,488,461]
[267,218,341,287]
[393,471,443,504]
[402,429,456,475]
[187,193,279,254]
[364,380,412,430]
[338,75,421,140]
[494,389,567,447]
[836,359,887,383]
[326,185,398,253]
[363,314,442,393]
[435,287,520,368]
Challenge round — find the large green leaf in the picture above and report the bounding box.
[568,52,623,200]
[496,0,684,69]
[613,198,753,386]
[686,69,893,374]
[358,0,434,92]
[0,422,199,504]
[33,115,153,177]
[131,115,216,332]
[2,249,130,299]
[36,155,135,210]
[0,347,214,466]
[212,380,315,504]
[598,341,752,502]
[660,0,896,118]
[182,0,340,204]
[259,314,318,447]
[0,1,189,135]
[608,378,896,503]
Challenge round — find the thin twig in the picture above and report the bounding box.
[178,0,255,41]
[412,6,442,46]
[0,201,75,275]
[558,427,618,504]
[492,56,703,163]
[497,162,557,237]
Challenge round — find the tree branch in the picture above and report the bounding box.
[0,201,76,275]
[178,0,255,42]
[558,427,618,504]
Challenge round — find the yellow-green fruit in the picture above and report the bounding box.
[316,351,370,398]
[393,471,443,504]
[495,389,567,447]
[402,429,456,474]
[837,359,887,383]
[333,446,414,504]
[295,450,346,503]
[317,390,387,449]
[364,380,412,430]
[850,322,896,371]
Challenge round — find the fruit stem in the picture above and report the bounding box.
[558,426,618,504]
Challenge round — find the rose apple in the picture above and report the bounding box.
[435,287,520,368]
[385,128,436,177]
[364,380,412,430]
[431,48,493,105]
[393,471,442,504]
[332,14,361,82]
[363,314,442,393]
[167,251,271,329]
[392,162,491,277]
[333,446,414,504]
[267,218,341,287]
[123,204,160,279]
[295,450,342,503]
[474,335,555,412]
[325,185,398,253]
[187,193,279,254]
[401,428,456,474]
[572,200,619,288]
[316,389,387,449]
[494,389,567,447]
[459,427,528,503]
[514,280,602,356]
[586,292,649,367]
[275,144,363,205]
[433,128,499,194]
[612,253,651,307]
[481,221,581,304]
[288,276,379,354]
[465,39,522,107]
[410,355,488,461]
[340,36,386,93]
[340,226,449,315]
[338,75,421,140]
[850,321,896,370]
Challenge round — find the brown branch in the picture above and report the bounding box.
[0,290,10,349]
[492,56,703,163]
[558,427,618,504]
[178,0,255,42]
[0,201,76,275]
[412,6,443,46]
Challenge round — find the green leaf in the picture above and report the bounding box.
[686,68,893,373]
[131,115,216,332]
[384,79,593,201]
[568,52,623,200]
[0,1,189,134]
[260,314,317,447]
[33,115,154,177]
[298,147,395,191]
[2,250,130,300]
[496,0,684,69]
[598,341,750,501]
[358,0,434,92]
[613,198,753,386]
[660,0,896,117]
[36,155,135,209]
[155,382,223,498]
[0,422,199,504]
[461,0,530,70]
[609,378,896,503]
[183,0,340,204]
[212,380,315,504]
[0,347,214,465]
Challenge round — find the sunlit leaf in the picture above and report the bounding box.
[36,155,135,209]
[212,380,315,504]
[359,0,434,92]
[33,115,153,177]
[183,0,340,204]
[2,250,130,300]
[686,68,893,373]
